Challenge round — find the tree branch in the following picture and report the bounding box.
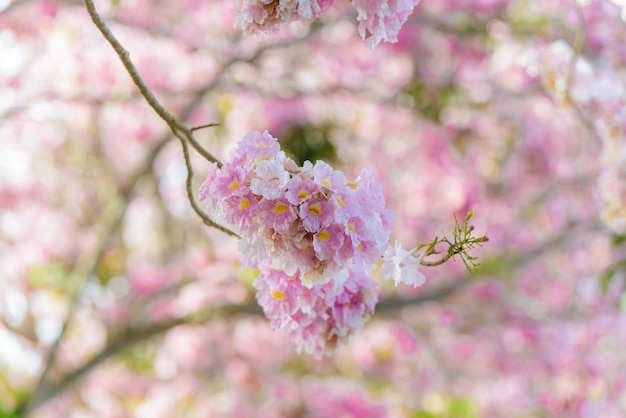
[84,0,238,237]
[15,302,261,416]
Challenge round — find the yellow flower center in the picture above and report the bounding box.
[347,181,358,190]
[238,198,250,210]
[321,179,331,187]
[228,180,240,190]
[271,291,287,300]
[335,196,344,208]
[273,202,289,214]
[317,230,330,241]
[297,190,309,200]
[347,223,355,232]
[308,204,322,216]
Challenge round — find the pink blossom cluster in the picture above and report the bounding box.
[235,0,334,35]
[254,260,378,357]
[235,0,421,48]
[199,130,422,355]
[199,130,394,287]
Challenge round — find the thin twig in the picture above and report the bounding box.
[85,0,176,127]
[191,123,220,132]
[84,0,237,237]
[180,129,241,236]
[16,5,319,415]
[379,221,594,312]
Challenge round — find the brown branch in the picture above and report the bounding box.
[16,5,318,415]
[84,0,177,128]
[15,221,594,415]
[15,302,261,416]
[84,0,237,237]
[179,129,240,236]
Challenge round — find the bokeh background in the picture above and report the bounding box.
[2,0,626,416]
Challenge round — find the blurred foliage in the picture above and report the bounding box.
[613,234,626,247]
[123,342,156,374]
[237,267,260,288]
[410,396,479,418]
[96,247,126,286]
[0,410,23,418]
[26,263,68,291]
[0,390,28,418]
[600,257,626,294]
[474,254,516,277]
[278,123,337,166]
[404,79,460,123]
[505,4,552,38]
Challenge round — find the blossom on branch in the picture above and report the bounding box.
[199,130,426,355]
[236,0,333,35]
[254,260,378,357]
[235,0,421,48]
[200,130,394,286]
[353,0,421,48]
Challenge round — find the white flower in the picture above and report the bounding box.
[250,152,290,200]
[381,241,425,287]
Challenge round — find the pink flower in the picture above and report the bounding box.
[198,162,219,202]
[312,160,347,191]
[352,236,385,269]
[254,261,378,358]
[199,130,397,354]
[209,164,251,199]
[284,175,320,206]
[313,224,346,261]
[249,152,290,199]
[353,168,386,216]
[222,192,259,232]
[235,0,334,35]
[299,196,335,232]
[381,240,425,287]
[231,130,281,162]
[352,0,421,49]
[257,197,298,233]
